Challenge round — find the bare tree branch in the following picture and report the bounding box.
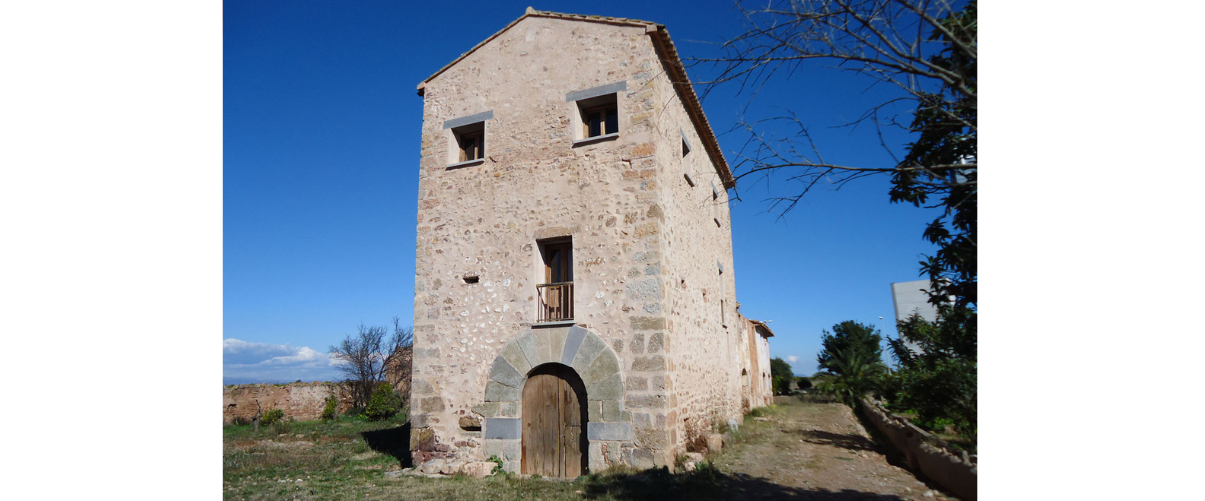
[329,319,414,409]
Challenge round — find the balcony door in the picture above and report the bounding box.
[543,241,572,284]
[538,240,573,322]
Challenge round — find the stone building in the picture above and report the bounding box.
[408,8,773,476]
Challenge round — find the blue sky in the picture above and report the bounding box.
[223,0,942,384]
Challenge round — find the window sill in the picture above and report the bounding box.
[446,158,485,170]
[533,320,576,328]
[572,132,620,147]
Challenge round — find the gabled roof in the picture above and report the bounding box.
[417,7,735,190]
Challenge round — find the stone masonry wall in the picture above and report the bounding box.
[756,328,773,407]
[647,46,746,452]
[223,382,354,424]
[409,15,769,472]
[411,17,674,471]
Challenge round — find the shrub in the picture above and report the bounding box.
[775,375,793,395]
[365,382,402,421]
[261,408,285,426]
[796,377,812,391]
[321,395,339,422]
[272,418,293,435]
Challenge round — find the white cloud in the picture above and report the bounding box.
[223,338,342,384]
[787,355,799,364]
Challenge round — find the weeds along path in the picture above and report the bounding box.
[713,396,957,500]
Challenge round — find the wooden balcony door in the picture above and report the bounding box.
[539,240,573,321]
[521,364,587,477]
[543,241,572,284]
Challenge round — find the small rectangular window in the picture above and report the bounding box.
[452,122,485,163]
[443,110,492,167]
[583,104,618,137]
[575,93,619,141]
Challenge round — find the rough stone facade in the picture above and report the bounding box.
[408,10,772,474]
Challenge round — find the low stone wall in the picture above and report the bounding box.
[859,399,977,501]
[223,382,354,424]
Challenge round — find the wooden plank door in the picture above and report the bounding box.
[521,365,585,477]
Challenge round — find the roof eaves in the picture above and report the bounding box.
[750,319,776,338]
[645,25,735,190]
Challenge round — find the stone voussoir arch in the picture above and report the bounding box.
[477,324,631,472]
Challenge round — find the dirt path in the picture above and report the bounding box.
[712,396,957,501]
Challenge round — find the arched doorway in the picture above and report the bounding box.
[522,363,587,477]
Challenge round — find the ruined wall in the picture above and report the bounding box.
[410,16,675,471]
[222,382,353,424]
[224,349,411,424]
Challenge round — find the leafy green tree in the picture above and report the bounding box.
[887,310,977,441]
[889,2,978,310]
[769,357,794,395]
[816,321,883,375]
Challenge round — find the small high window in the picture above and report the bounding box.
[452,122,485,163]
[443,110,493,167]
[576,94,618,140]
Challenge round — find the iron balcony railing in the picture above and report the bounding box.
[536,281,573,322]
